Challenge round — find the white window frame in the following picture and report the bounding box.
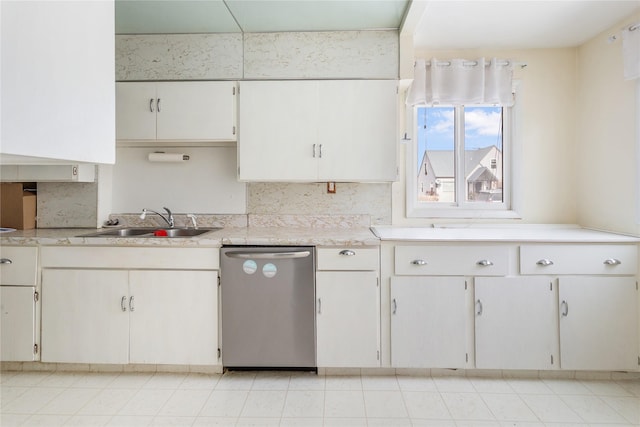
[406,82,522,219]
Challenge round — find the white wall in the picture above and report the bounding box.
[393,48,579,226]
[576,12,640,236]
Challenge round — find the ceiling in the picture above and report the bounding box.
[411,1,640,49]
[115,0,640,49]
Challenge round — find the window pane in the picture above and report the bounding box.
[417,106,455,203]
[464,106,503,203]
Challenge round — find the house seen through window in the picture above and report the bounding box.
[409,104,512,217]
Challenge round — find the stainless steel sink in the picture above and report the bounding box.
[78,227,220,238]
[160,228,213,237]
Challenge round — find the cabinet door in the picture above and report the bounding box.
[559,277,638,371]
[1,286,37,361]
[129,270,218,365]
[41,269,129,364]
[475,277,557,370]
[317,80,398,182]
[2,1,114,163]
[156,82,236,141]
[116,82,157,140]
[391,277,467,368]
[238,81,319,181]
[316,271,379,367]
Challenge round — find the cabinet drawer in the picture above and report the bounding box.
[0,246,38,285]
[520,244,637,275]
[40,246,219,270]
[395,245,509,276]
[317,247,378,271]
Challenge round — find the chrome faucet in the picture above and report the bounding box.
[140,207,174,228]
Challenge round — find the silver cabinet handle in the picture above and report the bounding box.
[312,144,316,158]
[561,300,569,317]
[317,298,321,314]
[339,249,356,256]
[392,298,397,314]
[149,98,154,112]
[319,144,323,158]
[157,98,161,112]
[129,296,135,312]
[476,299,483,316]
[121,296,127,312]
[603,258,622,265]
[411,259,427,266]
[477,260,493,266]
[0,258,12,264]
[536,259,554,266]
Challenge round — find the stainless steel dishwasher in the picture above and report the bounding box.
[220,246,316,369]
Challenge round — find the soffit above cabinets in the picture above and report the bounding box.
[115,0,410,34]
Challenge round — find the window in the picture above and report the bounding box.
[407,103,519,218]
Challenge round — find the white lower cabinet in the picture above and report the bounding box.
[1,245,39,362]
[1,286,38,361]
[558,277,638,371]
[128,270,218,365]
[475,277,557,370]
[42,269,129,364]
[316,271,379,367]
[391,277,468,368]
[42,268,218,365]
[315,247,380,368]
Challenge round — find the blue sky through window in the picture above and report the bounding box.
[417,106,503,169]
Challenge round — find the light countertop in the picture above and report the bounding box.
[0,226,380,247]
[371,225,640,243]
[2,224,639,247]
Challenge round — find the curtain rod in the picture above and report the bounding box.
[418,59,528,69]
[608,21,639,43]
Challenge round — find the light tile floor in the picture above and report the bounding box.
[1,370,639,426]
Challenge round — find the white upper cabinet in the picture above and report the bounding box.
[1,1,115,164]
[238,80,398,182]
[116,81,237,141]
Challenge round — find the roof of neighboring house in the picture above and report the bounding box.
[420,146,497,178]
[468,166,498,182]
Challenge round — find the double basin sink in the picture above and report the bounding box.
[78,227,220,238]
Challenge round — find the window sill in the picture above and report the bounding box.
[406,207,522,220]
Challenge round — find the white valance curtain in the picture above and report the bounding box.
[406,58,514,106]
[622,23,639,80]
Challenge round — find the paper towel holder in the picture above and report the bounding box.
[148,152,190,162]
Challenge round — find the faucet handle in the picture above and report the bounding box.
[186,214,198,229]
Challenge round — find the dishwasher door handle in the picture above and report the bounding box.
[224,251,312,259]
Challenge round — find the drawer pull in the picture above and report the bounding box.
[603,258,622,265]
[339,249,356,256]
[411,259,427,266]
[476,299,483,316]
[129,296,135,312]
[121,296,127,312]
[0,258,12,264]
[317,298,322,314]
[536,259,554,267]
[476,260,494,267]
[392,298,397,314]
[560,300,569,317]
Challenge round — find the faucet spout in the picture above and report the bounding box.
[140,207,175,228]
